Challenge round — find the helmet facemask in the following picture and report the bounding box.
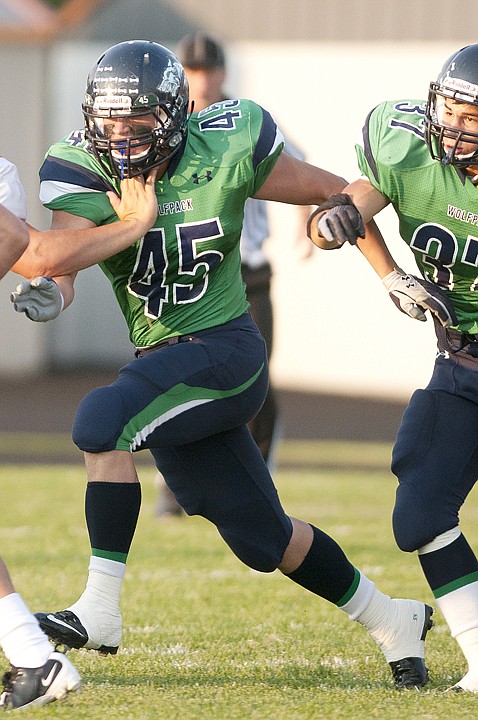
[425,44,478,168]
[426,85,478,167]
[84,102,184,179]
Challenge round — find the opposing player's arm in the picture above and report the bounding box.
[0,204,29,279]
[11,171,158,279]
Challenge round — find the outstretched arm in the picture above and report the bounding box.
[307,178,396,274]
[253,152,348,206]
[12,170,158,279]
[0,204,29,279]
[11,170,158,322]
[307,178,456,328]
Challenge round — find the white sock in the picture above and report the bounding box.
[339,572,375,620]
[66,557,125,647]
[437,581,478,682]
[436,581,478,637]
[451,627,478,691]
[350,584,394,636]
[69,556,125,618]
[340,575,426,662]
[0,593,52,668]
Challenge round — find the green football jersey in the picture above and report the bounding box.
[39,99,284,347]
[357,99,478,334]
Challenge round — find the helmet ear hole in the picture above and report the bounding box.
[82,40,189,178]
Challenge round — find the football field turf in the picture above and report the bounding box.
[2,442,478,719]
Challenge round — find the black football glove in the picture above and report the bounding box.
[316,193,366,246]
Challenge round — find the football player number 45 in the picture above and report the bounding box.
[128,218,225,319]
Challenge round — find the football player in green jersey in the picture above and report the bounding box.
[310,43,478,692]
[12,40,434,689]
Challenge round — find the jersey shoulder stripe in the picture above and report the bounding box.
[252,106,284,170]
[356,99,432,198]
[361,106,380,184]
[40,153,114,194]
[188,99,283,166]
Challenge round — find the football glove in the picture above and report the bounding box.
[316,193,366,246]
[382,269,457,328]
[10,276,64,322]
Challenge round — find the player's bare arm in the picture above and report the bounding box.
[11,172,158,279]
[0,204,29,279]
[306,177,397,276]
[253,152,347,206]
[307,178,456,327]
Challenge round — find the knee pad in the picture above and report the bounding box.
[217,523,290,573]
[72,385,126,453]
[392,388,462,551]
[392,482,435,552]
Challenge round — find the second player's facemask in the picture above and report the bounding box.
[425,43,478,168]
[426,91,478,167]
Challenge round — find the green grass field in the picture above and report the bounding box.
[3,442,478,719]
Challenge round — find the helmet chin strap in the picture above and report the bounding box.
[441,137,477,168]
[119,148,126,181]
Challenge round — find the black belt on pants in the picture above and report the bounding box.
[135,334,197,358]
[134,314,253,359]
[133,323,224,357]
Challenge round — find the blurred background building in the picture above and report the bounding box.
[1,0,477,403]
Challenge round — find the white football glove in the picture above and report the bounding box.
[10,276,64,322]
[382,269,456,328]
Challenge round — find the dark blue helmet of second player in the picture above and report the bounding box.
[426,43,478,167]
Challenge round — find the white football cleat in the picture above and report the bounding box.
[0,651,80,709]
[370,599,434,688]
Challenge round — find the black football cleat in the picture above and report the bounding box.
[389,656,430,689]
[35,609,119,655]
[388,603,434,688]
[0,651,80,710]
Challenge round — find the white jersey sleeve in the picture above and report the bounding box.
[0,157,27,220]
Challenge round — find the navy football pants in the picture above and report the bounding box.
[392,352,478,552]
[72,313,293,571]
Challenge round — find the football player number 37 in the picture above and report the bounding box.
[128,218,225,319]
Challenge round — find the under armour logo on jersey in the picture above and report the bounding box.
[192,171,213,184]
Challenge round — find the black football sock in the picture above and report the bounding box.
[85,481,141,563]
[285,525,356,603]
[419,533,478,596]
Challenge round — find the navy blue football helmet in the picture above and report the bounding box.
[425,44,478,167]
[82,40,189,178]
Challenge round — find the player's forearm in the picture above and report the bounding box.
[0,206,29,279]
[11,219,147,278]
[356,220,396,278]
